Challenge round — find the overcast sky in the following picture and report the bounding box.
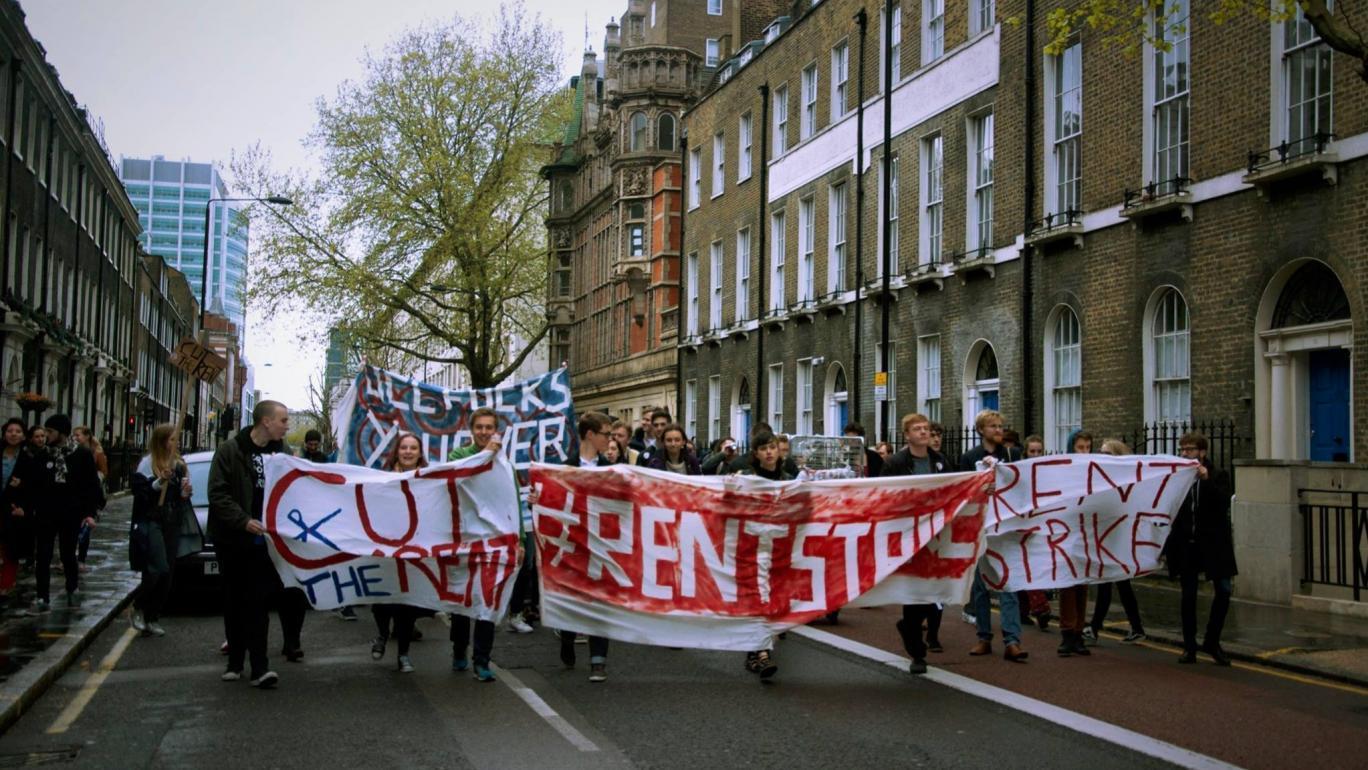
[24,0,624,406]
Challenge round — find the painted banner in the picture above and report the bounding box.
[333,364,576,478]
[530,463,991,651]
[263,452,522,619]
[979,455,1199,591]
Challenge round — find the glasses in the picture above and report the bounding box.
[1178,446,1199,454]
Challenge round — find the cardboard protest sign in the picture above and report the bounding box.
[979,454,1198,591]
[263,452,522,620]
[530,463,990,651]
[333,365,576,480]
[172,337,227,383]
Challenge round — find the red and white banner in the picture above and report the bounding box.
[263,452,522,621]
[980,455,1198,591]
[530,463,991,651]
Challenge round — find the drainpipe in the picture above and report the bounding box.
[1021,0,1037,434]
[755,83,770,430]
[677,129,687,428]
[878,0,894,443]
[852,8,867,430]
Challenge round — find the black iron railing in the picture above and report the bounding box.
[816,289,845,305]
[904,257,942,277]
[947,246,994,265]
[1123,176,1192,210]
[1247,132,1336,174]
[762,306,787,321]
[1121,418,1246,479]
[1027,208,1083,237]
[1299,488,1367,602]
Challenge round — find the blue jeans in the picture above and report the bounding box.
[971,571,1021,645]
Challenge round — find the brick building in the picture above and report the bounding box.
[543,0,787,426]
[131,254,196,441]
[678,0,1364,465]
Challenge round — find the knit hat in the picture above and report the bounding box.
[43,413,72,437]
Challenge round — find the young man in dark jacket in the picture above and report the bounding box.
[1166,432,1237,666]
[882,413,952,674]
[34,414,103,611]
[209,399,292,688]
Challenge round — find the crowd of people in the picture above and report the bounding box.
[16,396,1233,692]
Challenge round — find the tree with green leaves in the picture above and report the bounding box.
[234,1,570,388]
[1043,1,1365,84]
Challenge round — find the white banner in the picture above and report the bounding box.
[263,452,522,621]
[979,454,1198,591]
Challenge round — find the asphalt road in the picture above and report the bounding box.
[0,600,1183,770]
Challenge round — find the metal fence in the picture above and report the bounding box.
[1122,418,1246,480]
[1299,488,1368,602]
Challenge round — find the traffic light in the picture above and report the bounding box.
[127,415,135,430]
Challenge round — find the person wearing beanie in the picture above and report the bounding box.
[32,414,104,611]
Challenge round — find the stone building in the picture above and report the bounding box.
[677,0,1364,466]
[542,0,788,426]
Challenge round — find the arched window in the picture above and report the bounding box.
[629,112,649,152]
[733,376,752,442]
[825,364,849,436]
[1145,288,1190,426]
[657,113,676,151]
[963,341,999,426]
[1044,306,1082,451]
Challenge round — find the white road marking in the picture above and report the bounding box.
[46,627,139,735]
[794,626,1244,770]
[491,664,600,753]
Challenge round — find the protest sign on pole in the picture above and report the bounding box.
[171,336,227,383]
[530,463,991,651]
[979,454,1198,591]
[263,452,523,619]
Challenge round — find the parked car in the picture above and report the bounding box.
[174,450,219,590]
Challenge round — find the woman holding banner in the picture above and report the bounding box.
[645,425,702,476]
[738,428,788,680]
[371,433,429,673]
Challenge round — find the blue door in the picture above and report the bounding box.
[981,389,999,412]
[1308,349,1350,462]
[837,400,849,433]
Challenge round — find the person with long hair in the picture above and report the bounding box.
[371,433,428,673]
[130,423,192,636]
[1087,439,1146,644]
[645,424,702,475]
[1,418,35,605]
[73,426,106,569]
[738,428,788,680]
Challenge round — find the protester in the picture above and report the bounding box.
[1087,438,1147,644]
[529,411,614,682]
[371,433,429,673]
[446,407,520,682]
[928,423,945,455]
[0,418,35,606]
[881,413,952,674]
[702,436,739,475]
[874,442,894,462]
[31,415,103,612]
[774,434,801,477]
[610,420,641,465]
[738,428,788,680]
[1055,430,1093,657]
[130,423,192,637]
[645,424,702,475]
[1166,432,1237,666]
[72,426,106,570]
[1017,434,1053,632]
[208,399,292,689]
[635,408,672,467]
[601,437,626,465]
[1023,435,1044,458]
[629,411,653,453]
[843,422,883,478]
[1001,429,1021,456]
[298,429,330,463]
[961,410,1027,662]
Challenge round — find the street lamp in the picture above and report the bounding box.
[194,195,293,448]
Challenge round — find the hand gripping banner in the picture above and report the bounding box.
[530,463,992,651]
[980,454,1199,591]
[263,452,522,620]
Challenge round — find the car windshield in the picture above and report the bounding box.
[188,460,210,507]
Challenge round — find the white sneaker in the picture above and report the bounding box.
[147,622,166,637]
[249,671,279,688]
[508,615,534,634]
[221,670,242,682]
[960,611,976,625]
[131,610,147,632]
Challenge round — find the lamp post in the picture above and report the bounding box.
[194,195,292,449]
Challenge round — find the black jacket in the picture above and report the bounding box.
[1163,458,1237,579]
[646,450,703,475]
[2,447,44,555]
[958,443,1020,472]
[131,461,191,529]
[208,429,289,549]
[881,447,952,477]
[32,442,104,519]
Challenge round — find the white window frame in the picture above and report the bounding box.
[735,227,751,323]
[1274,4,1334,154]
[1043,41,1082,217]
[875,341,897,441]
[1144,0,1189,188]
[967,112,994,254]
[708,0,722,15]
[650,0,657,27]
[831,42,849,121]
[686,251,699,336]
[1143,287,1191,427]
[688,147,702,209]
[881,3,902,90]
[768,363,784,433]
[919,135,942,266]
[770,211,786,311]
[712,132,725,198]
[877,151,899,276]
[923,0,945,65]
[685,379,698,440]
[1043,306,1082,452]
[738,112,753,181]
[706,38,721,67]
[917,335,941,423]
[774,86,789,156]
[710,240,724,330]
[798,195,815,303]
[708,375,722,443]
[797,359,814,434]
[801,63,818,140]
[828,182,847,293]
[970,0,995,36]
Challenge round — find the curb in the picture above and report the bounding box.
[0,578,140,735]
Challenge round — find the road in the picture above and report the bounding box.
[0,597,1363,769]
